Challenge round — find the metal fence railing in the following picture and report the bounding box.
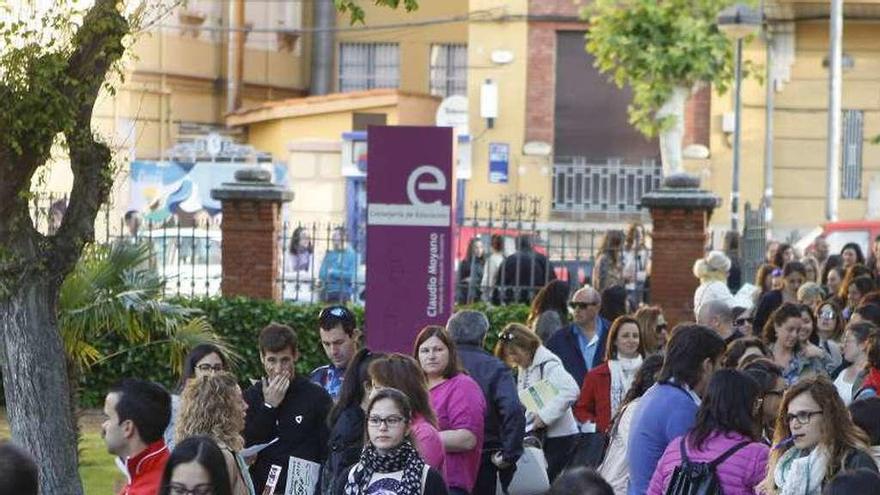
[30,192,654,307]
[552,156,662,214]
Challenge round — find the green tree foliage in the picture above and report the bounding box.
[584,0,753,137]
[336,0,420,25]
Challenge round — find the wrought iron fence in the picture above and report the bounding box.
[30,192,653,307]
[552,157,662,214]
[455,195,652,308]
[742,201,768,289]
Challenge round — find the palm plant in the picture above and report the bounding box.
[59,241,236,380]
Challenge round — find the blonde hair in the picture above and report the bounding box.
[693,251,731,282]
[175,372,245,451]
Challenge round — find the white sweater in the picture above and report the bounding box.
[518,346,580,439]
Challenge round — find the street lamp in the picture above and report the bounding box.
[717,4,762,232]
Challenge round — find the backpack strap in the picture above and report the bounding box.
[707,441,751,469]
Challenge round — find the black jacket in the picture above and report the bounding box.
[244,375,333,494]
[457,344,525,464]
[496,250,556,304]
[322,405,365,494]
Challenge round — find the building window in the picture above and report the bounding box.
[338,43,400,92]
[842,109,864,199]
[430,44,467,97]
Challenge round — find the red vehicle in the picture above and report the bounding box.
[795,220,880,258]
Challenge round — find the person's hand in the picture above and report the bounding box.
[491,452,512,469]
[262,373,290,408]
[803,344,824,359]
[533,415,546,430]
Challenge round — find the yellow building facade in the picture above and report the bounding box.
[693,1,880,239]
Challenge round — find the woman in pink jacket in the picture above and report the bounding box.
[648,369,769,495]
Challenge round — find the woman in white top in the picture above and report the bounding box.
[693,251,736,317]
[598,355,664,495]
[835,321,875,405]
[494,323,580,483]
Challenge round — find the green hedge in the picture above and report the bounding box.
[78,298,529,407]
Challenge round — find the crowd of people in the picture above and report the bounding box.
[8,233,880,495]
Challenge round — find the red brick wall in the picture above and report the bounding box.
[219,200,283,301]
[683,85,711,147]
[649,207,710,327]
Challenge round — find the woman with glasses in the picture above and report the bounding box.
[648,370,769,495]
[158,435,232,495]
[814,302,844,374]
[175,373,254,495]
[368,354,446,477]
[754,262,808,338]
[574,316,645,434]
[414,326,485,495]
[741,358,786,444]
[494,323,579,482]
[833,322,876,405]
[164,344,230,449]
[759,376,877,494]
[763,303,827,386]
[633,306,667,355]
[342,388,448,495]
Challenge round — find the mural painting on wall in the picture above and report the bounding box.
[128,160,289,227]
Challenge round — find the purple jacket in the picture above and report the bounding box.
[647,432,769,495]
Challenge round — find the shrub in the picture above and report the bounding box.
[77,298,529,407]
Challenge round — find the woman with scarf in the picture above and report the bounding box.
[574,316,645,434]
[342,387,447,495]
[758,376,877,494]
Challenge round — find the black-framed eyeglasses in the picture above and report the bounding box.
[367,414,407,428]
[786,410,823,426]
[569,302,599,310]
[734,317,753,327]
[195,363,224,373]
[165,483,214,495]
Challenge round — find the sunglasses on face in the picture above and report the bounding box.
[819,309,835,320]
[734,317,753,327]
[569,302,599,310]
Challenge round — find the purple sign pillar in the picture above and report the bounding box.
[365,126,455,354]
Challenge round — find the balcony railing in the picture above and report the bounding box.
[552,156,662,214]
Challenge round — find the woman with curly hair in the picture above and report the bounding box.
[176,372,254,495]
[759,376,878,494]
[527,280,571,342]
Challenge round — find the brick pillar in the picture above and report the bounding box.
[642,175,720,328]
[211,169,294,301]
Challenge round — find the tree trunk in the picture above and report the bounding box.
[0,278,83,495]
[657,86,691,177]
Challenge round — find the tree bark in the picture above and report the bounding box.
[0,278,83,494]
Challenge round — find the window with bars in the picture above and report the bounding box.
[842,109,864,199]
[338,43,400,92]
[430,44,467,97]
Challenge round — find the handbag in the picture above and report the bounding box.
[497,436,550,495]
[567,431,608,469]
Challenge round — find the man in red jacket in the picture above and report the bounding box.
[102,379,171,495]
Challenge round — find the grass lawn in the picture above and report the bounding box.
[1,409,124,494]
